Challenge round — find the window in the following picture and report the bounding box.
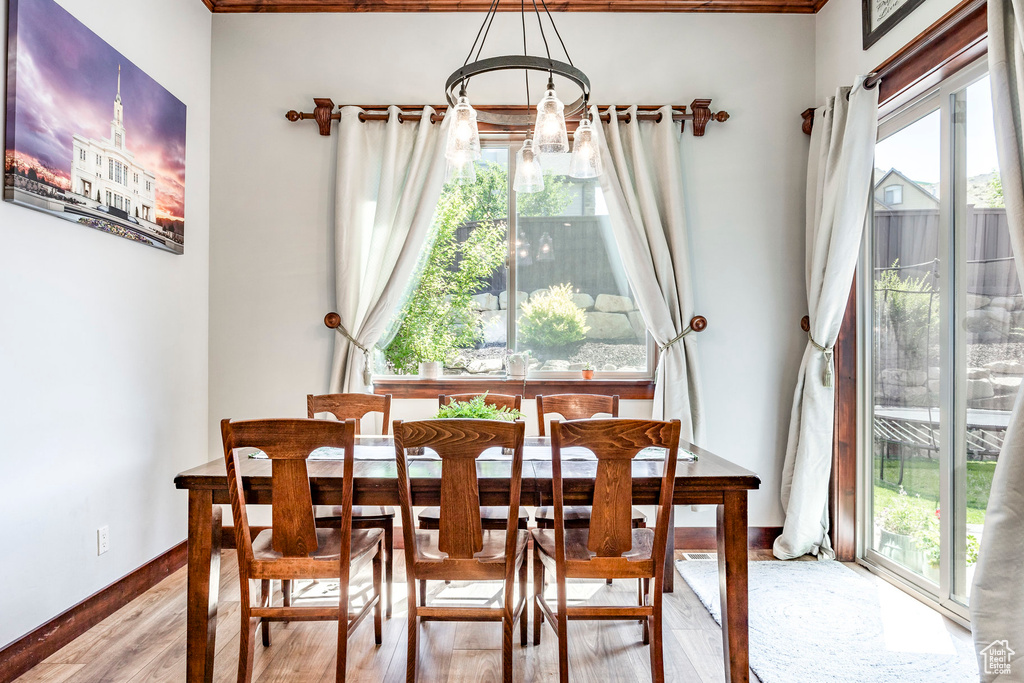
[883,184,903,205]
[115,132,122,148]
[863,61,1004,619]
[96,154,102,166]
[105,190,111,206]
[145,180,151,192]
[78,148,85,162]
[378,143,650,378]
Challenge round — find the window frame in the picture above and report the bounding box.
[857,56,993,627]
[371,134,657,392]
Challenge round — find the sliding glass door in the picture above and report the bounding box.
[863,60,1006,620]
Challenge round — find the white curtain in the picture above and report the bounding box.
[773,79,878,560]
[972,1,1024,675]
[329,106,451,393]
[592,105,704,443]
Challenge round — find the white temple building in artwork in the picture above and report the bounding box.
[70,66,157,222]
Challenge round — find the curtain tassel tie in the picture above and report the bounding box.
[331,319,374,386]
[807,332,834,388]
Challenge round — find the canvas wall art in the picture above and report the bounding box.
[4,0,187,254]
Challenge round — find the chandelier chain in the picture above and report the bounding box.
[530,0,553,69]
[463,0,498,68]
[538,0,574,68]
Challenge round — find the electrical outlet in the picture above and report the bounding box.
[97,526,110,555]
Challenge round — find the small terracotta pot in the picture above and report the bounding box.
[582,369,594,380]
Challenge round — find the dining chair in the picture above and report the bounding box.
[534,394,646,533]
[307,392,395,617]
[394,418,530,683]
[221,418,383,683]
[532,418,681,683]
[417,393,528,534]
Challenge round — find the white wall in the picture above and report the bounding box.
[209,11,815,529]
[0,0,211,649]
[815,0,962,101]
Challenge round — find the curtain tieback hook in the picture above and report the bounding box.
[331,319,373,386]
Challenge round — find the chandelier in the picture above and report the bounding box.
[443,0,602,193]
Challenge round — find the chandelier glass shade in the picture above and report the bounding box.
[442,0,599,190]
[447,156,477,185]
[513,139,544,194]
[446,92,481,164]
[569,117,601,179]
[534,84,569,154]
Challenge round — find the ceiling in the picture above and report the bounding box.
[202,0,828,14]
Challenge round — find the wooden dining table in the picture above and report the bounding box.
[174,435,760,683]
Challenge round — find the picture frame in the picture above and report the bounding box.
[4,0,187,253]
[862,0,928,50]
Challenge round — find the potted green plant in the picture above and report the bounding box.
[877,487,929,573]
[418,351,445,379]
[914,511,981,583]
[435,394,524,454]
[582,362,594,380]
[434,394,524,421]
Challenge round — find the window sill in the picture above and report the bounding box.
[372,376,655,400]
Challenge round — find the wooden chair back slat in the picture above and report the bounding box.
[221,418,357,559]
[552,419,681,560]
[439,393,522,412]
[536,394,619,436]
[394,419,525,561]
[307,393,392,435]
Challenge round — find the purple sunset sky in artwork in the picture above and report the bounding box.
[6,0,187,220]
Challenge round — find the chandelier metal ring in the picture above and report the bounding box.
[445,55,591,126]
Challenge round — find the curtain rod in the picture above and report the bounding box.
[286,98,729,137]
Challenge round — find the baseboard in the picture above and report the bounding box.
[0,541,187,683]
[224,526,781,552]
[675,526,782,551]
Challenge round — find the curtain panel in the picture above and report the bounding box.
[329,106,451,394]
[773,79,878,560]
[593,105,705,444]
[972,1,1024,677]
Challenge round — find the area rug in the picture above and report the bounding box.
[675,560,980,683]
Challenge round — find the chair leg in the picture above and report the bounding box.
[532,550,543,646]
[373,542,383,645]
[419,579,426,607]
[238,604,256,683]
[406,594,419,683]
[384,518,394,618]
[260,580,272,647]
[555,574,570,683]
[640,579,650,645]
[502,613,514,683]
[283,579,292,607]
[518,553,528,647]
[649,588,665,683]
[336,566,351,683]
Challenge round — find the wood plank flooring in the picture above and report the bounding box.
[14,549,764,683]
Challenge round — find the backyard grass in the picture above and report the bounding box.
[873,456,994,525]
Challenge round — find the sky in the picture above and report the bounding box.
[5,0,187,221]
[875,77,1000,186]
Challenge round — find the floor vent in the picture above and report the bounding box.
[682,552,716,561]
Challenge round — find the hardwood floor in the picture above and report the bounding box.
[14,549,764,683]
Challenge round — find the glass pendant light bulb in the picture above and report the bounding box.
[569,117,602,179]
[536,232,555,261]
[513,139,544,194]
[446,157,477,185]
[533,80,569,154]
[446,89,481,163]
